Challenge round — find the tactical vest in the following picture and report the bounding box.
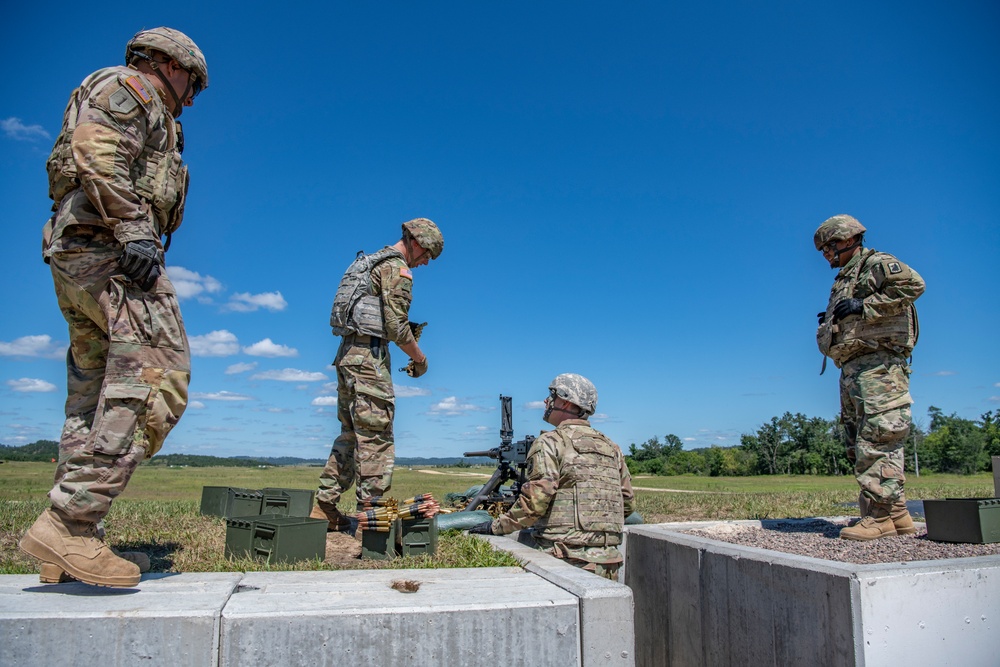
[46,67,188,239]
[817,249,919,366]
[535,425,625,546]
[330,247,404,338]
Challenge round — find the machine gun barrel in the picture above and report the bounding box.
[463,448,500,459]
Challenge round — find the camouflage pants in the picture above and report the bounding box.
[518,531,623,581]
[318,339,395,509]
[839,350,911,505]
[47,236,190,524]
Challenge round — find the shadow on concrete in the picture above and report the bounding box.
[759,518,844,538]
[21,583,140,596]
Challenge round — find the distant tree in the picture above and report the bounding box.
[921,406,986,474]
[739,413,846,475]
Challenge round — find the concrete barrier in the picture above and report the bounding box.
[0,554,631,667]
[625,520,1000,667]
[0,572,242,666]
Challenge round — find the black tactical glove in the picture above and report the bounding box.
[119,240,161,291]
[400,357,428,378]
[468,520,494,535]
[408,321,428,341]
[817,311,826,326]
[832,298,864,322]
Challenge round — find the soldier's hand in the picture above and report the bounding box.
[119,240,161,291]
[817,311,826,326]
[401,356,428,378]
[832,298,863,322]
[408,321,428,341]
[468,520,494,535]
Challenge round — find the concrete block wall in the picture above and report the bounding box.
[0,537,634,667]
[625,520,1000,667]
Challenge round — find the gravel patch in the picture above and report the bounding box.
[684,518,1000,565]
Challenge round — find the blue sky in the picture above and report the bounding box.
[2,2,998,460]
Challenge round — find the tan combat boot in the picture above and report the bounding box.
[890,498,917,535]
[39,550,150,584]
[858,491,873,518]
[310,500,351,532]
[19,508,141,588]
[839,503,898,541]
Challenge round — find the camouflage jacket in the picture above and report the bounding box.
[44,66,187,256]
[370,249,416,346]
[817,248,924,367]
[493,419,635,563]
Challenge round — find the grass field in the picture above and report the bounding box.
[1,461,993,576]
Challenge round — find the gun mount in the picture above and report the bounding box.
[461,395,535,513]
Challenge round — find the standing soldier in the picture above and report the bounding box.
[19,28,208,587]
[814,215,924,541]
[311,219,444,531]
[470,374,635,581]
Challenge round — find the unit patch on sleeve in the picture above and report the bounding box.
[887,261,903,275]
[108,87,139,115]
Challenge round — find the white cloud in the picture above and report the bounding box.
[2,117,50,141]
[321,382,339,393]
[167,266,223,300]
[243,338,298,357]
[395,385,431,398]
[224,362,257,375]
[928,370,957,377]
[311,396,338,406]
[189,330,239,357]
[995,382,1000,388]
[188,401,206,409]
[590,412,610,423]
[191,391,253,401]
[7,378,57,393]
[524,400,546,410]
[0,334,66,359]
[428,396,487,416]
[226,291,288,313]
[251,368,328,382]
[990,396,1000,404]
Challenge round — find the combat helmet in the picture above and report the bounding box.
[126,27,209,93]
[549,373,598,417]
[813,214,866,251]
[402,218,444,259]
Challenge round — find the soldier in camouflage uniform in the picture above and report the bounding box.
[470,374,635,581]
[814,215,924,541]
[311,219,444,531]
[19,28,208,587]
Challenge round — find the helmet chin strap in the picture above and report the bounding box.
[832,235,863,268]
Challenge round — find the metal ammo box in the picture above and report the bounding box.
[361,518,399,560]
[225,515,327,563]
[923,498,1000,544]
[201,486,316,519]
[399,516,438,557]
[260,487,316,518]
[200,487,263,519]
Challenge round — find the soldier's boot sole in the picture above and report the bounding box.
[39,550,150,584]
[19,510,140,588]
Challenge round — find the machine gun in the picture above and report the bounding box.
[461,395,535,513]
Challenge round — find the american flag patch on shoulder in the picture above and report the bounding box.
[400,267,413,279]
[124,76,153,104]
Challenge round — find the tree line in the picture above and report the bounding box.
[625,407,1000,477]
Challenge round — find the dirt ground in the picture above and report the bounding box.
[323,529,363,565]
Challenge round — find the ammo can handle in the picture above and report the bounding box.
[255,526,276,540]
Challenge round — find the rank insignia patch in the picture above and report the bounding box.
[125,76,153,104]
[887,262,903,274]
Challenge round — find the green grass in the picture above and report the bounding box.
[1,462,991,575]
